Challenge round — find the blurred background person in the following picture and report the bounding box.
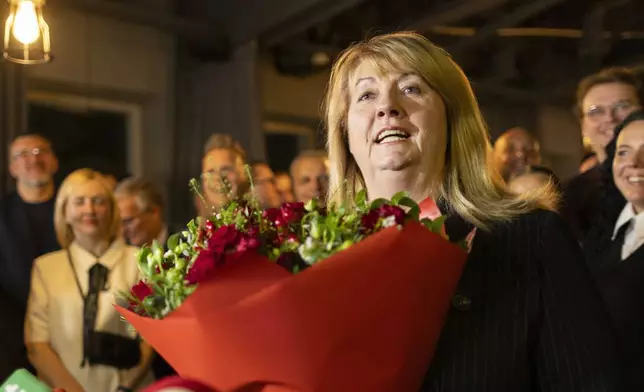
[562,67,643,240]
[0,134,60,376]
[199,134,249,215]
[25,169,153,392]
[115,177,167,247]
[290,150,329,203]
[115,176,177,381]
[249,161,281,208]
[492,127,542,182]
[274,172,295,203]
[508,166,562,196]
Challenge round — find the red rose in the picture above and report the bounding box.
[361,204,406,232]
[207,224,241,252]
[131,280,153,302]
[236,234,260,254]
[263,208,285,228]
[185,251,222,284]
[379,204,406,225]
[280,202,306,224]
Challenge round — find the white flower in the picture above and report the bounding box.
[381,215,397,228]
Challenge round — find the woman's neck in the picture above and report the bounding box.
[74,235,111,258]
[365,170,436,204]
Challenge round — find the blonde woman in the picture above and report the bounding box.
[25,169,153,392]
[324,32,619,391]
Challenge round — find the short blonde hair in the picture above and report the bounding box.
[54,168,121,248]
[203,133,247,162]
[324,31,553,228]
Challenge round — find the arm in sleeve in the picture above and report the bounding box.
[533,212,621,391]
[25,262,84,392]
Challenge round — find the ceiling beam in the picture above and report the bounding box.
[406,0,514,31]
[579,0,633,73]
[262,0,369,47]
[50,0,225,42]
[449,0,569,56]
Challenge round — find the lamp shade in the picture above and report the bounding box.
[3,0,51,64]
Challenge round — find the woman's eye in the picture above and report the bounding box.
[617,149,629,157]
[402,85,421,94]
[358,92,374,102]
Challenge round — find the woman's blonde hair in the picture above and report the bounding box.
[54,168,121,248]
[324,31,555,229]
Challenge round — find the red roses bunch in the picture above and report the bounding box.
[122,190,452,319]
[117,189,468,392]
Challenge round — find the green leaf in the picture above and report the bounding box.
[167,233,181,252]
[391,191,409,205]
[397,197,420,220]
[370,198,389,209]
[355,189,368,208]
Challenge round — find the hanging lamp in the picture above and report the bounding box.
[4,0,51,64]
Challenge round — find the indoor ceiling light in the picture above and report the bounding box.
[4,0,51,64]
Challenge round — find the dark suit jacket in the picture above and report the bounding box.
[561,166,603,240]
[0,192,58,308]
[0,287,30,381]
[421,209,620,391]
[588,230,644,391]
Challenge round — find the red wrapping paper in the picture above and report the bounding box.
[118,222,467,392]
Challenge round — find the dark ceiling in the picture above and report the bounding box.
[52,0,643,104]
[264,0,644,103]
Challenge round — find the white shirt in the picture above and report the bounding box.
[612,202,644,260]
[25,239,152,392]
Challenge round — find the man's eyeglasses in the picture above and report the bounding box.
[12,147,51,161]
[584,101,638,122]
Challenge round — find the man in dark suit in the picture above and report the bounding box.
[0,134,60,375]
[115,176,179,380]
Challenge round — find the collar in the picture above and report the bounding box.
[69,238,127,273]
[613,202,644,239]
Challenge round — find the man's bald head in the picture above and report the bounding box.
[493,127,541,181]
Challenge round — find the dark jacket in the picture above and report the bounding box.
[0,191,58,308]
[421,209,620,391]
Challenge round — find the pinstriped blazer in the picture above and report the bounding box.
[421,209,620,392]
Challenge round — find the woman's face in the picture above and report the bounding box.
[345,60,447,182]
[614,120,644,212]
[65,179,112,239]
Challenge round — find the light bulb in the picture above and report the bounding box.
[12,1,40,45]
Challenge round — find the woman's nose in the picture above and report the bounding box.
[376,93,402,118]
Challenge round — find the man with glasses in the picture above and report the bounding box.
[562,67,643,239]
[115,176,177,381]
[0,133,59,375]
[115,177,167,248]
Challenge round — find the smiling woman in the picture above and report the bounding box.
[25,168,155,392]
[324,31,621,391]
[583,109,644,390]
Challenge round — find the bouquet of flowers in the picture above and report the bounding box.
[117,185,468,392]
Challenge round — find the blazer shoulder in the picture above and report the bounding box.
[33,249,67,270]
[487,209,575,246]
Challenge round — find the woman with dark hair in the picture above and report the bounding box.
[583,109,644,390]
